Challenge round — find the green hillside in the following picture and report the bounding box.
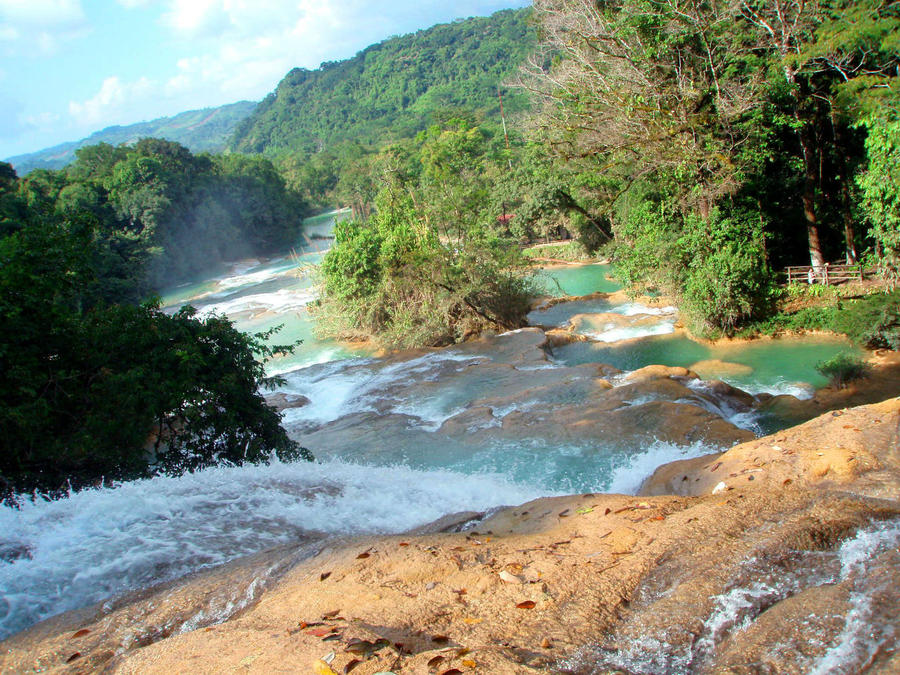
[6,101,257,174]
[229,9,535,157]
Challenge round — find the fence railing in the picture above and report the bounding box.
[784,264,869,285]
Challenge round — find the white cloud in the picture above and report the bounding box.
[0,0,87,54]
[68,75,156,125]
[59,0,528,138]
[139,0,468,104]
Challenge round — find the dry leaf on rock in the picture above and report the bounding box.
[313,660,339,675]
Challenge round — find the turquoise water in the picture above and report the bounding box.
[553,333,863,393]
[533,263,622,296]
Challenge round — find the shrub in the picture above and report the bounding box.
[831,290,900,350]
[815,353,869,389]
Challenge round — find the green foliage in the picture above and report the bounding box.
[739,290,900,350]
[317,122,536,348]
[10,139,306,299]
[611,181,775,334]
[831,290,900,350]
[232,9,536,208]
[523,241,595,262]
[0,164,308,498]
[527,0,898,327]
[231,10,534,158]
[815,353,870,389]
[857,115,900,284]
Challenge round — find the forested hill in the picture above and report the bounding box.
[229,8,535,157]
[6,101,257,174]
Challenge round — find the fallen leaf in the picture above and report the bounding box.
[322,609,341,619]
[312,659,339,675]
[320,572,332,581]
[323,652,336,664]
[604,507,612,515]
[541,637,553,649]
[356,552,371,559]
[343,659,361,674]
[307,627,338,638]
[322,634,342,642]
[711,462,722,472]
[455,649,471,657]
[399,542,409,547]
[427,655,445,670]
[462,617,482,625]
[576,507,593,515]
[462,659,477,668]
[66,653,82,663]
[71,628,91,639]
[558,509,570,517]
[432,634,450,644]
[516,600,536,609]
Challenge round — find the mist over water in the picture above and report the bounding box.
[0,214,865,640]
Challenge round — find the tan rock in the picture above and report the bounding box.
[689,359,754,378]
[624,365,699,384]
[4,401,899,675]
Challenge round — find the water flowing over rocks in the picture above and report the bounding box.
[3,258,898,672]
[2,399,898,674]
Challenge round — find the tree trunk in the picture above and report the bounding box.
[798,119,826,270]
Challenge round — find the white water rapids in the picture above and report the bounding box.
[0,214,866,642]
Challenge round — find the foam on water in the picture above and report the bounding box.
[278,351,484,428]
[609,303,678,317]
[200,288,318,316]
[568,518,900,674]
[0,459,543,641]
[605,440,716,494]
[582,319,676,343]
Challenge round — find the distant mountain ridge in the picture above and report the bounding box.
[6,101,257,174]
[229,8,535,157]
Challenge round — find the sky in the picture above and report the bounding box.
[0,0,531,159]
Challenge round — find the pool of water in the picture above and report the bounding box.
[533,263,621,296]
[553,333,864,395]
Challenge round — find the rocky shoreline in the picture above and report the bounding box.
[2,396,898,674]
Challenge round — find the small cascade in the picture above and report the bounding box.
[560,519,900,674]
[1,258,872,644]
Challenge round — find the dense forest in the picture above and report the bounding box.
[317,1,898,342]
[519,0,899,332]
[0,141,309,497]
[6,101,257,174]
[230,8,537,207]
[3,3,897,494]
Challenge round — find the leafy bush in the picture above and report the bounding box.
[816,353,869,389]
[0,208,309,498]
[831,290,900,349]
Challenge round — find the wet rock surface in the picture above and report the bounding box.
[2,399,898,675]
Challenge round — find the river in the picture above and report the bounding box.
[0,210,862,641]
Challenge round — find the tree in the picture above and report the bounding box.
[0,163,310,498]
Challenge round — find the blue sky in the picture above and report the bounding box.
[0,0,531,159]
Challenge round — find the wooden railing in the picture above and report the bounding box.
[784,264,868,285]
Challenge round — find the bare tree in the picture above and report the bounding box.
[518,0,763,219]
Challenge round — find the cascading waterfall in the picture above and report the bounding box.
[0,214,866,642]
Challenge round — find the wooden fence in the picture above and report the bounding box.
[784,264,869,285]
